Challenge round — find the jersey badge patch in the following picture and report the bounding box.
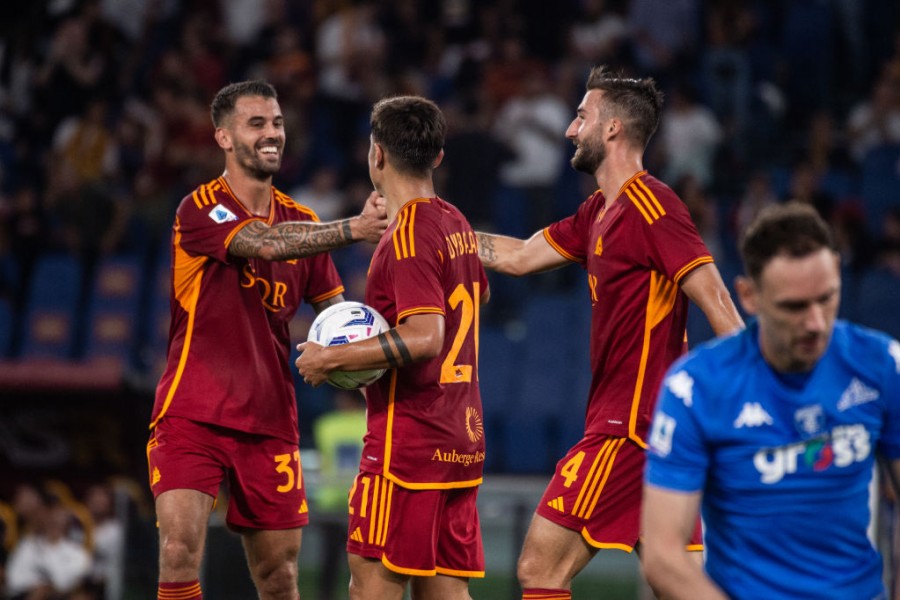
[733,402,773,428]
[794,405,824,437]
[209,205,238,224]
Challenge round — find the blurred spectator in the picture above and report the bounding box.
[872,206,900,276]
[5,489,93,600]
[626,0,700,84]
[82,484,124,600]
[567,0,628,71]
[45,98,125,265]
[701,0,755,161]
[258,24,316,103]
[315,0,386,163]
[657,82,723,188]
[32,14,112,144]
[675,174,724,261]
[831,203,875,274]
[481,32,545,114]
[438,98,512,229]
[289,166,347,222]
[776,0,835,129]
[731,169,778,240]
[492,68,569,236]
[784,160,836,222]
[803,110,853,177]
[846,75,900,164]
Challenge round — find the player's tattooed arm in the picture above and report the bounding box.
[229,219,354,261]
[230,191,387,261]
[476,232,498,268]
[475,230,568,276]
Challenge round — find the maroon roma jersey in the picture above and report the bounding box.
[363,197,489,489]
[545,171,713,446]
[151,176,343,443]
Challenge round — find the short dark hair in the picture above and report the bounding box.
[585,66,663,149]
[210,80,278,128]
[370,95,445,176]
[740,201,837,281]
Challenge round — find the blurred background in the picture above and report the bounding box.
[0,0,899,598]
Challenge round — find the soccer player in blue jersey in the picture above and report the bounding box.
[641,201,900,600]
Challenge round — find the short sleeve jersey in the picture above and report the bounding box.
[362,197,489,489]
[646,321,900,599]
[151,177,344,443]
[544,171,712,444]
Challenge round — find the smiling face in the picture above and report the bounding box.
[566,90,608,175]
[218,95,285,180]
[737,247,841,372]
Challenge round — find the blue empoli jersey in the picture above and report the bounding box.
[646,320,900,600]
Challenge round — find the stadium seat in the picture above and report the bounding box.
[137,250,172,384]
[83,255,143,365]
[19,254,83,359]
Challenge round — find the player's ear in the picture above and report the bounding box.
[373,143,385,169]
[734,275,758,316]
[432,149,444,169]
[606,118,622,141]
[215,127,231,151]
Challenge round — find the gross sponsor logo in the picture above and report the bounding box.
[753,424,871,484]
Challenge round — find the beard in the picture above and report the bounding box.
[234,139,282,180]
[570,138,606,175]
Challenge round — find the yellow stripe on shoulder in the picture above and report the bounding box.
[542,229,579,262]
[626,183,660,223]
[673,256,714,283]
[275,190,320,221]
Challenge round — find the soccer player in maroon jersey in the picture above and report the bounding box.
[146,80,387,600]
[475,66,746,599]
[295,96,490,600]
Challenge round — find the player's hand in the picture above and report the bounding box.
[295,341,329,387]
[351,191,388,243]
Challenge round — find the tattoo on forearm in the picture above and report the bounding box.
[230,219,353,260]
[476,233,496,266]
[388,329,413,365]
[377,333,399,368]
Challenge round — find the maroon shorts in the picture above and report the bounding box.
[147,416,309,530]
[535,434,702,552]
[346,472,484,577]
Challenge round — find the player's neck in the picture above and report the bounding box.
[594,150,645,202]
[381,177,435,221]
[222,169,272,216]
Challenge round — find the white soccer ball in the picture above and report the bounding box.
[307,301,390,389]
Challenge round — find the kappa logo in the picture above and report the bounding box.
[837,378,879,411]
[209,205,238,224]
[666,370,694,407]
[889,340,900,373]
[734,402,773,428]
